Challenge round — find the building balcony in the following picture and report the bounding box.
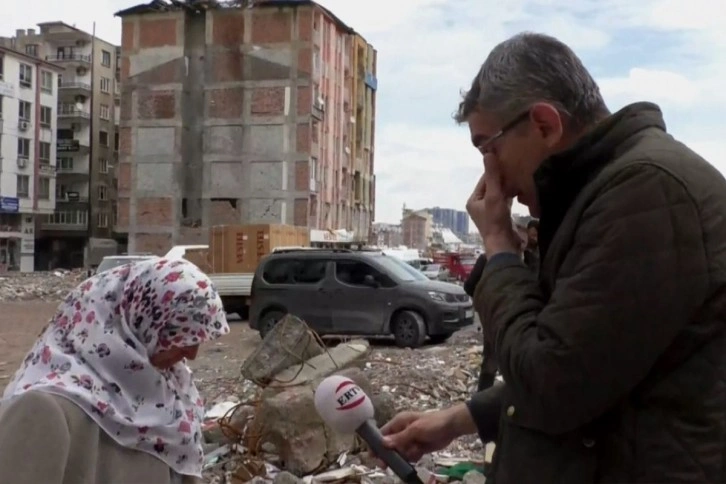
[58,81,91,94]
[58,104,90,120]
[56,195,89,204]
[56,168,89,180]
[39,163,56,177]
[40,220,88,231]
[57,138,90,153]
[45,54,91,64]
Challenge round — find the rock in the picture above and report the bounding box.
[370,391,397,428]
[241,314,324,386]
[273,471,303,484]
[462,469,487,484]
[203,404,255,444]
[253,384,340,475]
[253,366,392,476]
[267,339,370,390]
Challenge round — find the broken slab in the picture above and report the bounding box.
[241,314,324,386]
[266,339,370,390]
[252,367,387,476]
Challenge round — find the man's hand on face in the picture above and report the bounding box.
[466,155,521,255]
[376,404,477,465]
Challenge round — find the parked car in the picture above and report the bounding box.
[420,263,449,281]
[249,249,474,347]
[94,254,157,275]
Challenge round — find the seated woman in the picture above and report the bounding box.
[0,258,230,484]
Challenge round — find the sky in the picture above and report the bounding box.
[2,0,725,227]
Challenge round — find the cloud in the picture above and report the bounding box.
[599,68,700,109]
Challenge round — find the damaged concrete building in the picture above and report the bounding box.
[115,0,378,254]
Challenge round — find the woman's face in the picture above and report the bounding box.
[150,345,200,370]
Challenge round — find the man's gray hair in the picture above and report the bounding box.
[455,32,608,127]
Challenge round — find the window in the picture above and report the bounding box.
[0,56,4,79]
[18,101,31,121]
[99,158,109,173]
[25,45,38,57]
[100,77,111,93]
[99,130,109,146]
[38,177,50,200]
[56,184,67,199]
[99,104,110,120]
[19,64,32,87]
[101,50,111,67]
[0,95,3,117]
[98,185,107,200]
[114,132,119,151]
[58,157,73,171]
[310,157,318,181]
[41,71,53,93]
[39,142,51,162]
[335,260,395,288]
[378,255,428,282]
[262,259,327,285]
[97,213,109,228]
[40,106,52,127]
[17,138,30,158]
[46,211,88,226]
[17,175,30,198]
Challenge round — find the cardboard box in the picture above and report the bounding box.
[183,248,213,274]
[209,224,310,274]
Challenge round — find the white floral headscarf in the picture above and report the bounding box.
[2,258,230,477]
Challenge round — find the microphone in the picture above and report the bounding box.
[314,375,423,484]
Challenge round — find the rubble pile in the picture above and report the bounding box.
[200,316,489,483]
[0,269,87,302]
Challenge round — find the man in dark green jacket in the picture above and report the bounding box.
[379,32,726,483]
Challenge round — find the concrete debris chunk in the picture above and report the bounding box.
[241,314,324,386]
[266,339,370,390]
[201,327,490,483]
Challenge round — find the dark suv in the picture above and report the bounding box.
[249,249,474,347]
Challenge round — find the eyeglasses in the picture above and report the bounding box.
[477,109,531,154]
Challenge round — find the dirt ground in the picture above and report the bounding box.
[0,301,261,394]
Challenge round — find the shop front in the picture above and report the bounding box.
[0,197,22,272]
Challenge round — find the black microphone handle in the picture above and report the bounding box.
[356,420,424,484]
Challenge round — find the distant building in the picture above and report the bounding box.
[115,0,377,255]
[370,222,402,248]
[0,46,63,272]
[430,206,469,236]
[401,208,432,251]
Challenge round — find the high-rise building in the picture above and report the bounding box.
[430,206,469,236]
[0,46,63,272]
[455,210,469,235]
[115,0,377,255]
[2,23,121,268]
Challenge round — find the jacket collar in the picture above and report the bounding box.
[532,102,667,260]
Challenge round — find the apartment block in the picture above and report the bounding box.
[370,222,403,248]
[401,208,432,252]
[115,0,377,255]
[430,206,469,236]
[0,46,62,272]
[2,22,120,269]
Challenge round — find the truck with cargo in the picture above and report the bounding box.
[165,224,309,318]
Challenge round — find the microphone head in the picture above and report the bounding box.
[314,375,375,433]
